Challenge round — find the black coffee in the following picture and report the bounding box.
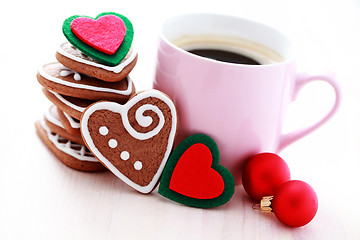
[188,48,261,65]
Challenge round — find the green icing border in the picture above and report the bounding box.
[158,134,235,208]
[63,12,134,66]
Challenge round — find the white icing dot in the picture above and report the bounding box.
[108,139,118,148]
[74,73,81,81]
[120,151,130,161]
[99,126,109,136]
[60,68,82,81]
[134,161,142,170]
[60,70,69,77]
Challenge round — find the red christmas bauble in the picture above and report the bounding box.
[272,180,318,227]
[242,153,290,201]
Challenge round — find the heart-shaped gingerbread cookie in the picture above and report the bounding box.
[80,90,177,193]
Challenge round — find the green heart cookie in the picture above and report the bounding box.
[62,12,134,67]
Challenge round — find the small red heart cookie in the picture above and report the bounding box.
[63,12,134,66]
[158,134,235,208]
[169,143,225,199]
[71,15,126,55]
[81,90,178,193]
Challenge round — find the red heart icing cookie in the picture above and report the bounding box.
[81,90,178,193]
[158,134,235,208]
[71,15,126,55]
[170,143,224,199]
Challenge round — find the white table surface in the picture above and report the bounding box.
[1,0,359,239]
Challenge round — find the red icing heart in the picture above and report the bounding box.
[71,15,126,55]
[169,143,225,199]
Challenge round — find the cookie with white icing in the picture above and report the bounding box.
[37,62,135,102]
[57,107,81,136]
[44,105,83,145]
[36,120,106,172]
[42,88,95,120]
[81,90,178,193]
[56,42,138,82]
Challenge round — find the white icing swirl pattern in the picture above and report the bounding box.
[127,104,165,140]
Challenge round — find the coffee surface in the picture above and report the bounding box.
[173,35,285,65]
[188,48,260,65]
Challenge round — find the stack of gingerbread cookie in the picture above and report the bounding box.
[34,12,236,204]
[35,12,138,172]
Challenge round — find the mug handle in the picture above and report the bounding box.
[277,72,341,152]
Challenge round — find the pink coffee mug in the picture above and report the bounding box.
[153,13,341,182]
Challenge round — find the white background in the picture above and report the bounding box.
[0,0,359,239]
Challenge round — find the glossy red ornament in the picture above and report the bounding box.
[272,180,318,227]
[242,153,290,201]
